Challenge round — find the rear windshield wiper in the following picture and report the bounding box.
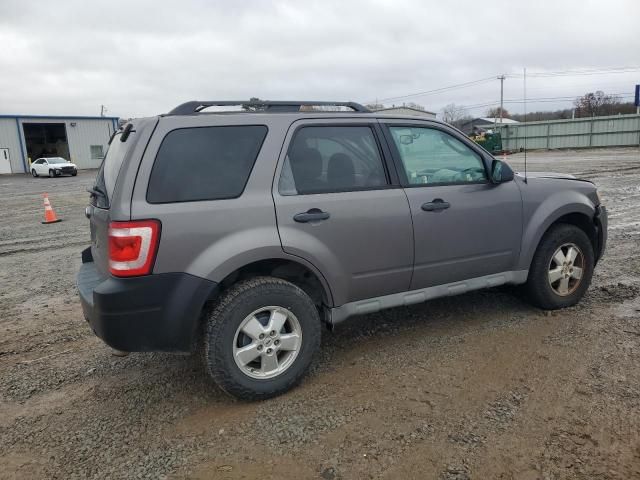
[87,186,106,198]
[120,123,134,142]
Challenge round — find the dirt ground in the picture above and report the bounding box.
[1,147,639,480]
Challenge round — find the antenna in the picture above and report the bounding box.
[523,67,528,183]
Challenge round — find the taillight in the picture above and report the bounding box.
[108,220,161,277]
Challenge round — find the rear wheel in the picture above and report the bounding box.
[203,276,321,400]
[526,224,594,309]
[31,169,38,177]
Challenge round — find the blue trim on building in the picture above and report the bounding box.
[0,114,119,121]
[15,118,28,173]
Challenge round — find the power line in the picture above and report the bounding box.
[507,67,640,78]
[369,76,497,103]
[461,93,635,111]
[368,66,640,106]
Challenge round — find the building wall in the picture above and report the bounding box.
[496,114,640,150]
[0,119,26,172]
[373,107,437,119]
[0,116,118,173]
[19,117,118,170]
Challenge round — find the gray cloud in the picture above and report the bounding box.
[1,0,639,118]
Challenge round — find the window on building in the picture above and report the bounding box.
[90,145,105,160]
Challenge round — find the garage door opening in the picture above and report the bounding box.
[22,123,70,164]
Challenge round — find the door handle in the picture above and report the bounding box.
[293,209,330,223]
[421,199,450,211]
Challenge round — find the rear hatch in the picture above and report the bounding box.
[88,123,138,276]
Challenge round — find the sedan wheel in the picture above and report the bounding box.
[31,169,38,177]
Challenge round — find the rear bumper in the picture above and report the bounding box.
[594,205,607,263]
[77,248,218,352]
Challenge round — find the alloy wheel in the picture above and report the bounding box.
[232,306,302,379]
[548,243,584,296]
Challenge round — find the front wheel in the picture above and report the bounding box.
[48,169,55,178]
[525,224,594,309]
[203,277,321,400]
[71,170,77,176]
[31,169,38,177]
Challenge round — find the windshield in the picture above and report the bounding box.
[47,158,68,164]
[92,132,130,208]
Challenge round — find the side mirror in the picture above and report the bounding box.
[399,135,414,145]
[490,159,514,184]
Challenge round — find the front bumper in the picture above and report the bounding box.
[77,248,218,352]
[594,204,607,263]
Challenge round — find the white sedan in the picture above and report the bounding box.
[31,157,78,177]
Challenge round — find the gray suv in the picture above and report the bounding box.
[77,100,607,400]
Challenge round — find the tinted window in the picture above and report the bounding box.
[93,132,129,208]
[389,127,487,185]
[147,126,267,203]
[279,126,387,195]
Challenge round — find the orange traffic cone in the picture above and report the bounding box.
[42,193,61,224]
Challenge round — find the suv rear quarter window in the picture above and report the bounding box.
[93,132,129,208]
[147,125,268,203]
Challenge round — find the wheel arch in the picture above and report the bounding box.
[209,257,334,310]
[520,205,598,272]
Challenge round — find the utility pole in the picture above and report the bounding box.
[100,105,105,117]
[497,75,506,123]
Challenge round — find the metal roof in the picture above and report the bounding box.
[0,114,119,121]
[476,117,519,124]
[373,106,436,115]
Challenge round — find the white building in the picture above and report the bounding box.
[372,106,437,119]
[0,114,119,174]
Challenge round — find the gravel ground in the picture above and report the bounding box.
[1,147,639,479]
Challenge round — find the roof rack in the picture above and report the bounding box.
[167,100,371,115]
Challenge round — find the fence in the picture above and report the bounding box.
[494,113,640,151]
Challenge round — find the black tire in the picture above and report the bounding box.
[71,171,77,176]
[48,169,55,178]
[525,223,594,310]
[203,276,321,400]
[31,169,38,177]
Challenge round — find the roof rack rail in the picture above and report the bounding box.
[167,100,371,115]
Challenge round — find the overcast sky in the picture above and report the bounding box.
[1,0,639,119]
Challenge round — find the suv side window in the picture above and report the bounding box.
[279,126,388,195]
[147,125,268,203]
[388,126,487,185]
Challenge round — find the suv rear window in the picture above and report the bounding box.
[93,132,128,208]
[147,125,267,203]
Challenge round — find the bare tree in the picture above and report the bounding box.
[485,107,511,119]
[440,103,468,124]
[574,91,620,117]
